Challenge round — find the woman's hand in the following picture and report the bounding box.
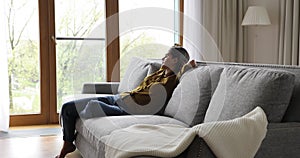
[188,60,197,68]
[178,59,198,78]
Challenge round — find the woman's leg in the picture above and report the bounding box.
[60,95,124,142]
[57,95,127,158]
[57,97,97,158]
[80,95,128,119]
[60,98,94,142]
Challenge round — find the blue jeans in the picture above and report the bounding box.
[60,95,128,142]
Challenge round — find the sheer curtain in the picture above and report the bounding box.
[183,0,204,61]
[278,0,300,65]
[0,0,10,132]
[183,0,246,62]
[183,0,222,61]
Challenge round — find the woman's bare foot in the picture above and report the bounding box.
[55,141,76,158]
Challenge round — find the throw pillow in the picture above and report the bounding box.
[118,57,161,93]
[204,66,295,123]
[164,66,224,126]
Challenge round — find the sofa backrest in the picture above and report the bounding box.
[198,61,300,123]
[118,57,161,93]
[164,66,224,126]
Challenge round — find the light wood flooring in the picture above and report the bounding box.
[0,125,82,158]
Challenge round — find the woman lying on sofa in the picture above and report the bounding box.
[55,44,197,158]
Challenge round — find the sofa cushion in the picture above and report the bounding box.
[75,115,188,151]
[204,66,295,123]
[118,57,161,93]
[164,66,224,126]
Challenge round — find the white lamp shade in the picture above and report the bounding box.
[242,6,271,26]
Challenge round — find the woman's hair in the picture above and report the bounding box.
[168,44,190,73]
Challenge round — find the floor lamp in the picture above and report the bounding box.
[242,6,271,62]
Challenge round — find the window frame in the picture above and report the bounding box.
[9,0,55,126]
[9,0,183,126]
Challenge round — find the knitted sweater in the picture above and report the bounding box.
[119,64,193,115]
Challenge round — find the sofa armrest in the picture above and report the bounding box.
[185,122,300,158]
[255,122,300,158]
[82,82,119,94]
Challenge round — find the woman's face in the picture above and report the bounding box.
[162,52,178,69]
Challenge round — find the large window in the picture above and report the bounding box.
[4,0,41,115]
[5,0,182,126]
[55,0,106,110]
[119,0,179,79]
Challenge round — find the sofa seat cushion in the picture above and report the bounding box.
[75,115,188,150]
[164,66,223,126]
[204,66,295,123]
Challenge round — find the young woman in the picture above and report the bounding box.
[56,45,196,158]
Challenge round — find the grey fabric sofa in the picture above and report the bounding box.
[75,59,300,158]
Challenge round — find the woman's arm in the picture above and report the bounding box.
[177,60,197,78]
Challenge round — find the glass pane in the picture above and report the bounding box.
[174,0,180,44]
[4,0,41,115]
[119,0,175,79]
[55,0,105,38]
[55,0,106,112]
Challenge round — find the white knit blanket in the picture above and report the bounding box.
[100,107,268,158]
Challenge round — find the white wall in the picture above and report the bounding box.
[245,0,280,64]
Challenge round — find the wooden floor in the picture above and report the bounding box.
[0,125,82,158]
[0,135,63,157]
[9,124,61,130]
